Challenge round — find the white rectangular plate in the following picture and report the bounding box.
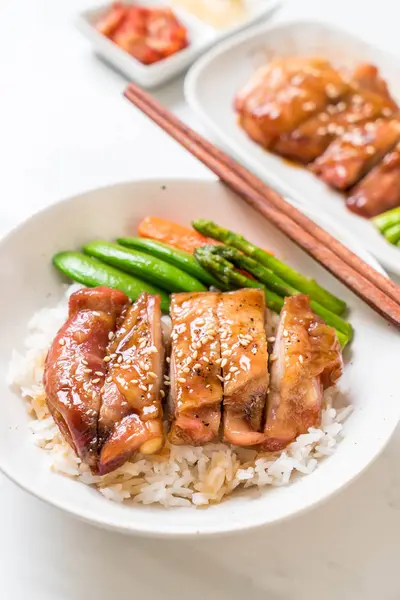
[76,0,279,88]
[185,20,400,275]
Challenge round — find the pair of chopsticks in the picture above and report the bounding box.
[124,82,400,329]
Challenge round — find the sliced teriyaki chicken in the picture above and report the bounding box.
[263,295,343,452]
[234,57,349,148]
[98,292,164,474]
[311,117,400,190]
[168,292,223,445]
[43,287,129,472]
[217,289,269,447]
[346,141,400,217]
[273,85,397,164]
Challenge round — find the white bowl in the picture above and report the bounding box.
[0,179,398,537]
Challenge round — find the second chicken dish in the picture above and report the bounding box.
[235,57,400,218]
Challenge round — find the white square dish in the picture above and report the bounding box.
[76,0,280,88]
[185,20,400,275]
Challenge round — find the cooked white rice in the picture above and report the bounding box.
[8,284,352,508]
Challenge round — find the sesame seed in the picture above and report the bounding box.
[207,329,216,337]
[131,379,138,384]
[251,347,257,355]
[186,357,193,365]
[104,356,111,363]
[206,384,210,388]
[283,329,289,337]
[160,390,165,398]
[117,355,123,363]
[270,354,278,362]
[139,341,147,349]
[92,378,100,384]
[178,377,186,384]
[108,332,114,340]
[215,358,222,365]
[150,346,158,354]
[382,107,393,117]
[164,380,171,386]
[82,359,88,365]
[148,371,157,379]
[202,356,209,363]
[164,374,170,380]
[299,355,304,364]
[59,338,65,346]
[267,336,276,343]
[192,350,198,359]
[196,318,205,326]
[95,371,104,377]
[110,353,117,359]
[193,363,201,369]
[125,357,131,364]
[84,368,92,374]
[166,357,170,363]
[303,101,316,111]
[222,350,232,358]
[182,367,190,373]
[140,361,146,370]
[106,376,112,383]
[148,384,153,391]
[144,364,149,371]
[221,358,228,368]
[326,84,339,99]
[225,374,231,381]
[216,375,224,382]
[230,366,239,373]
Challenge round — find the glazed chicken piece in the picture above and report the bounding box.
[311,117,400,190]
[43,287,129,471]
[263,295,342,452]
[235,57,349,148]
[98,292,164,475]
[346,141,400,217]
[217,289,269,447]
[274,65,397,164]
[168,292,223,445]
[350,63,398,110]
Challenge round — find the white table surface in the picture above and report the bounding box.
[1,1,400,598]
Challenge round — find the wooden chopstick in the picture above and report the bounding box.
[123,82,400,328]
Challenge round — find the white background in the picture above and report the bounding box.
[1,1,400,598]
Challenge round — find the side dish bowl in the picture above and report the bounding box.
[0,179,398,537]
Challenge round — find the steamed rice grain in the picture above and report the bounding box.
[8,284,352,508]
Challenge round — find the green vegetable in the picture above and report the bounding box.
[193,219,347,316]
[195,246,290,315]
[383,223,400,245]
[372,207,400,232]
[53,252,170,312]
[117,237,224,288]
[213,245,353,339]
[84,241,206,293]
[194,246,349,348]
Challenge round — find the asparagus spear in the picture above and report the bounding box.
[212,245,353,339]
[193,220,347,316]
[372,207,400,232]
[382,223,400,245]
[194,247,349,347]
[194,247,284,313]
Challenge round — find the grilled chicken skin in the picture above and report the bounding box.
[217,289,269,446]
[346,141,400,217]
[263,295,342,452]
[311,117,400,190]
[99,292,164,475]
[235,57,349,148]
[168,292,223,445]
[273,80,397,164]
[43,287,129,471]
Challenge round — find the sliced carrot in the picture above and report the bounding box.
[138,216,218,254]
